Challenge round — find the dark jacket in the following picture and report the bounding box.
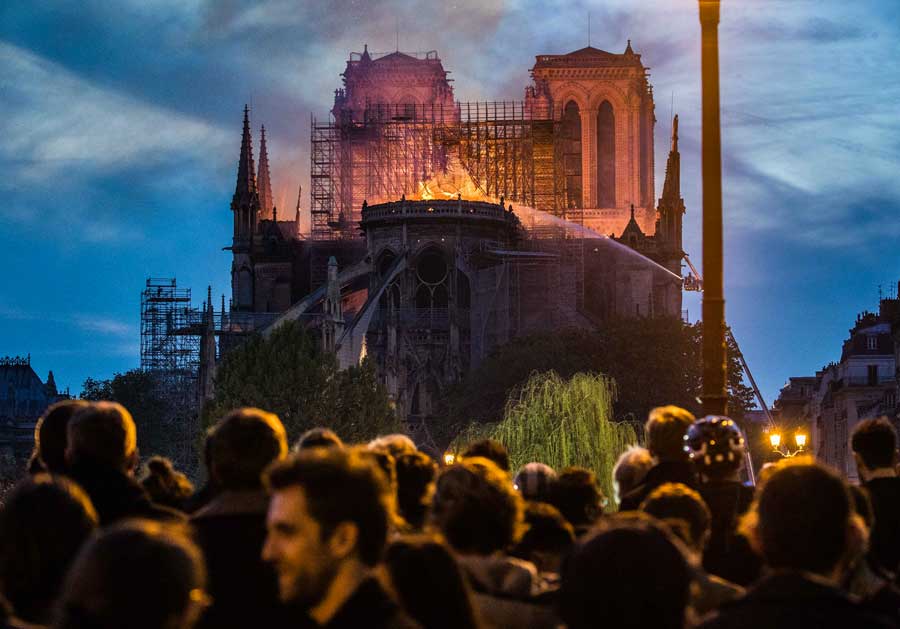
[457,554,559,629]
[697,571,895,629]
[67,461,185,526]
[191,490,286,629]
[314,577,420,629]
[183,480,217,515]
[618,460,698,511]
[699,480,760,586]
[864,476,900,574]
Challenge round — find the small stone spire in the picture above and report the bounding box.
[630,204,635,219]
[45,370,57,396]
[625,39,634,55]
[361,43,372,62]
[657,113,685,258]
[272,205,278,222]
[671,114,679,153]
[258,125,274,219]
[295,184,302,225]
[662,115,681,202]
[234,105,256,203]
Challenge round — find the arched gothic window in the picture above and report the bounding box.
[597,101,616,207]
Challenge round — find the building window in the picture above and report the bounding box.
[596,101,616,207]
[562,100,583,208]
[867,336,878,351]
[868,364,879,386]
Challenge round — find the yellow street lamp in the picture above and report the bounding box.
[769,429,807,457]
[443,452,456,466]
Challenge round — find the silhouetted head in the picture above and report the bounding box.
[430,457,523,555]
[384,535,481,629]
[0,475,97,624]
[645,406,695,462]
[512,501,575,573]
[640,482,711,553]
[368,434,416,459]
[749,461,852,576]
[66,402,138,473]
[560,514,691,629]
[262,449,391,608]
[294,427,344,451]
[209,408,288,491]
[35,400,89,474]
[357,448,397,496]
[513,462,557,503]
[461,439,510,472]
[141,456,194,509]
[684,415,747,480]
[547,467,605,530]
[851,417,898,475]
[394,451,438,530]
[55,520,206,629]
[612,446,653,506]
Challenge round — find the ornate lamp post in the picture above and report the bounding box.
[699,0,727,416]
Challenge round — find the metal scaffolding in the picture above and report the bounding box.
[309,100,568,241]
[140,278,199,376]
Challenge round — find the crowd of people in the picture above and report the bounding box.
[2,400,900,628]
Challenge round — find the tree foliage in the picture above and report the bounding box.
[453,372,638,503]
[80,369,176,463]
[442,317,756,438]
[205,321,401,445]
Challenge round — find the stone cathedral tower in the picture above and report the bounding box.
[528,41,656,236]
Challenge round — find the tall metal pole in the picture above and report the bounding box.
[699,0,727,416]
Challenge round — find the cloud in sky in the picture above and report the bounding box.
[2,0,899,404]
[0,42,229,182]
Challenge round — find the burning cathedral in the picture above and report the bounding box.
[146,42,688,441]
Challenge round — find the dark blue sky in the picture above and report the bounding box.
[2,0,899,407]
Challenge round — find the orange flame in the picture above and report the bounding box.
[418,180,436,201]
[409,156,495,203]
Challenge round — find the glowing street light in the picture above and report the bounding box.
[443,452,456,466]
[769,430,807,457]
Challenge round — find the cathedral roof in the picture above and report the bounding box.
[373,51,424,64]
[533,44,643,69]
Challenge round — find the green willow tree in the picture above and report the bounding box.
[205,321,401,444]
[453,371,637,503]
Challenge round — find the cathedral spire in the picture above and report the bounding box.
[656,114,685,261]
[661,115,681,202]
[294,184,302,223]
[258,125,274,220]
[234,105,256,203]
[231,105,260,243]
